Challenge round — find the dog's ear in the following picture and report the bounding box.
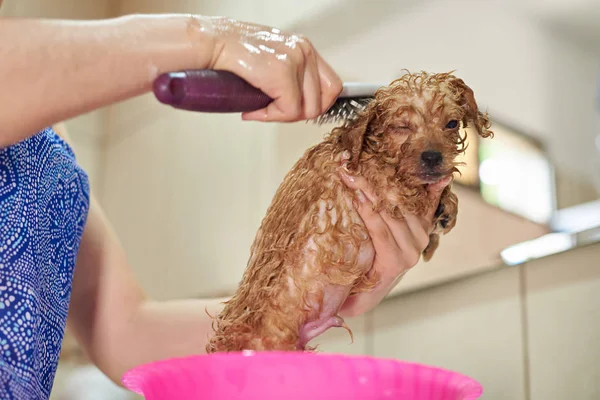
[337,102,377,172]
[448,77,493,139]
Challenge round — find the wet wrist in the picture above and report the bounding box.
[118,13,217,81]
[184,14,219,70]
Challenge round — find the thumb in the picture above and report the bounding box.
[425,176,452,221]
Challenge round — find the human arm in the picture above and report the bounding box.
[66,194,228,386]
[0,14,342,147]
[338,170,451,317]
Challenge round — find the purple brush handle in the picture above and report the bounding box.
[153,70,273,113]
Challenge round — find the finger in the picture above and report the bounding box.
[242,76,303,122]
[424,176,452,221]
[341,168,426,255]
[339,169,378,203]
[241,107,269,122]
[352,189,400,254]
[379,211,421,254]
[242,61,303,122]
[315,53,343,113]
[398,213,431,251]
[352,190,424,276]
[300,43,322,119]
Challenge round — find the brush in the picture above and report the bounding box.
[153,70,383,125]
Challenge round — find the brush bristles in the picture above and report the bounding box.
[311,97,373,125]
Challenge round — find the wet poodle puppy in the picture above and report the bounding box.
[206,71,493,353]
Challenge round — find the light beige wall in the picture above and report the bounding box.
[113,0,343,31]
[0,0,113,18]
[101,100,277,299]
[315,242,600,400]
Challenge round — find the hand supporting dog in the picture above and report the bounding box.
[336,167,452,317]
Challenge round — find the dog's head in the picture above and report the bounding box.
[337,71,493,184]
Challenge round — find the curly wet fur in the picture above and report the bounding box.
[206,71,493,353]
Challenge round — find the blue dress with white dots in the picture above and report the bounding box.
[0,128,90,399]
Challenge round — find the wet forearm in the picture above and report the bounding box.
[100,297,228,386]
[0,14,212,147]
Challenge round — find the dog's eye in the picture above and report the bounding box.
[445,120,459,129]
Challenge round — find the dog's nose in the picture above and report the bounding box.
[421,151,443,168]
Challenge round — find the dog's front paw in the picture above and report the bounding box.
[422,233,439,262]
[433,203,450,231]
[433,189,457,233]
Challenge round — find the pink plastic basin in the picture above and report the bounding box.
[122,351,483,400]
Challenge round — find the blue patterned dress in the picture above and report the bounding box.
[0,128,90,399]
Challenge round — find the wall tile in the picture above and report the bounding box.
[525,243,600,400]
[372,267,526,400]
